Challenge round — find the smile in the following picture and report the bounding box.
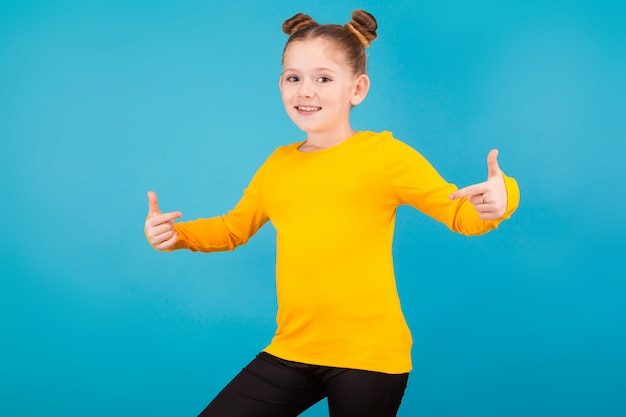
[296,106,321,112]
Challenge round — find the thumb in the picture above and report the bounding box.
[147,190,161,217]
[487,149,502,178]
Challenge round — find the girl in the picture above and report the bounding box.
[145,10,520,417]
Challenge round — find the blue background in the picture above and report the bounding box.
[1,1,624,416]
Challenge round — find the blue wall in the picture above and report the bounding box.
[1,1,624,416]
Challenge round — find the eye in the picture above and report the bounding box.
[316,76,331,83]
[285,75,299,82]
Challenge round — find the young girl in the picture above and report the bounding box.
[145,10,519,417]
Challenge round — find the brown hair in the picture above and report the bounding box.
[281,10,378,75]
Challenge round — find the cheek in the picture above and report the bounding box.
[317,89,336,103]
[324,91,351,108]
[280,85,295,102]
[279,89,291,106]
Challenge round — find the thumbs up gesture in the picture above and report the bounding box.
[144,191,182,251]
[449,149,508,220]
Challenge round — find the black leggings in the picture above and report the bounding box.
[197,352,409,417]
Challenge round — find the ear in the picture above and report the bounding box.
[278,75,284,91]
[350,74,370,106]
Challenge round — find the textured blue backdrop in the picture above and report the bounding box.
[1,1,625,416]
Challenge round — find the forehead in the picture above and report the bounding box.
[283,38,348,69]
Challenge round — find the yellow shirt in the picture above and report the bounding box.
[170,131,520,373]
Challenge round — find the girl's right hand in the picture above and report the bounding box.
[144,191,182,251]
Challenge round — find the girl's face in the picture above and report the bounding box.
[279,38,369,139]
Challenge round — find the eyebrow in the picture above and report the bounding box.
[282,67,338,75]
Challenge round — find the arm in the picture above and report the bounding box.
[384,137,519,236]
[144,162,270,252]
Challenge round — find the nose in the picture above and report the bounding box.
[297,79,314,98]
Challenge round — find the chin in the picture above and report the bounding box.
[290,120,320,134]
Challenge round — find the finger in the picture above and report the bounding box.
[151,227,176,246]
[487,149,501,178]
[146,216,178,243]
[159,211,182,224]
[449,183,487,200]
[155,231,178,251]
[468,194,489,206]
[147,191,161,216]
[145,211,182,228]
[478,211,501,221]
[469,200,498,220]
[147,221,175,238]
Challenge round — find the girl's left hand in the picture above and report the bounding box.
[449,149,508,220]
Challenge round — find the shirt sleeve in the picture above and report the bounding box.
[383,134,520,236]
[168,159,270,252]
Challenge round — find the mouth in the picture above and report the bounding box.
[295,105,322,113]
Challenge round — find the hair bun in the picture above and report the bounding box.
[345,9,378,47]
[282,13,319,36]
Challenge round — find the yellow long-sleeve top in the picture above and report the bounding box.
[170,131,520,374]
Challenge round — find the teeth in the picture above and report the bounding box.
[298,106,320,111]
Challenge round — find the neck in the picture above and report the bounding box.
[300,126,356,152]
